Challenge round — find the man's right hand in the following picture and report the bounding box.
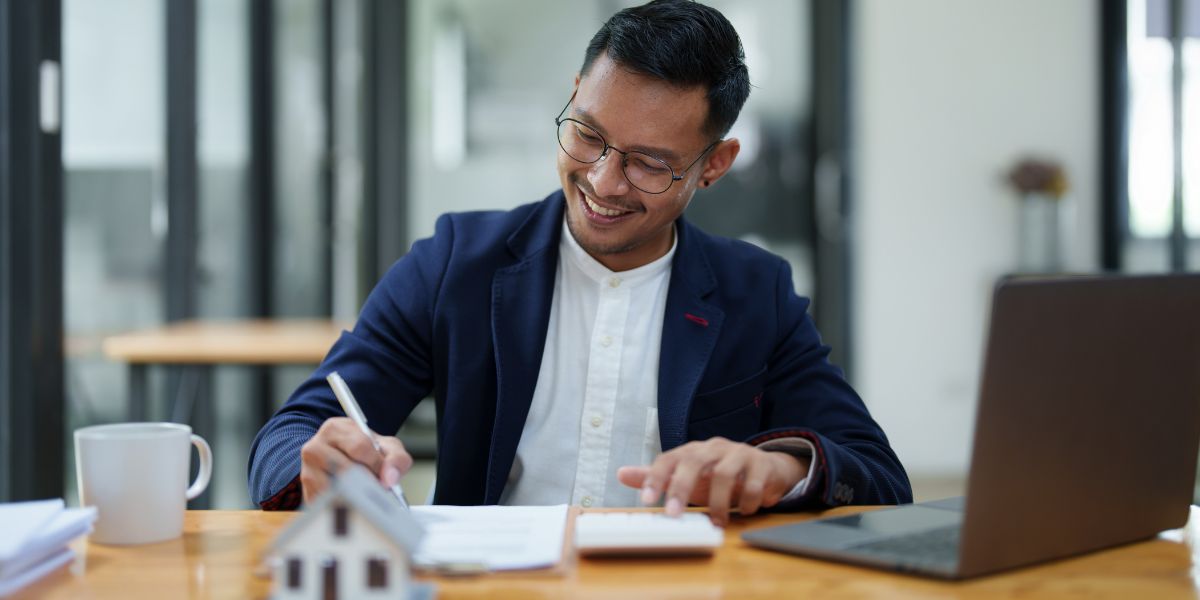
[299,417,413,504]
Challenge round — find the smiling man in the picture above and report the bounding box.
[249,0,911,524]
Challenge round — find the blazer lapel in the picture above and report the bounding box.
[485,195,563,503]
[657,220,724,451]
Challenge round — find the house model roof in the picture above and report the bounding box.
[269,464,426,554]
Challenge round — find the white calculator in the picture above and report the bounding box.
[573,512,724,556]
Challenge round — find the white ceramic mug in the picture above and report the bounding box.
[75,422,213,545]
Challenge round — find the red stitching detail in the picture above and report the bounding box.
[684,313,709,327]
[260,476,303,511]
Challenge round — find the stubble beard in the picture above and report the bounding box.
[565,174,647,257]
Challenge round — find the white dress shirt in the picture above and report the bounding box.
[500,219,674,507]
[500,219,812,508]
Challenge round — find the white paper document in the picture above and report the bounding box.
[0,499,64,563]
[410,504,568,571]
[0,499,96,597]
[0,549,74,598]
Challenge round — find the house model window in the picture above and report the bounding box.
[287,558,302,590]
[320,557,337,598]
[367,556,388,588]
[333,505,348,537]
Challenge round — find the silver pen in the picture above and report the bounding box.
[326,371,411,509]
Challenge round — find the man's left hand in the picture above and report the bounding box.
[616,437,809,527]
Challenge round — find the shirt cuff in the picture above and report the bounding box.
[755,436,816,503]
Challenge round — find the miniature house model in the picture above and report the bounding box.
[268,465,425,600]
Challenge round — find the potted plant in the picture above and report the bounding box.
[1007,158,1070,273]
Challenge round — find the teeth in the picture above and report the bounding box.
[585,196,628,217]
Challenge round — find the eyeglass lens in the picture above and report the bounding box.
[557,120,675,194]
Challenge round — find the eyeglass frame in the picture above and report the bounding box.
[554,91,721,195]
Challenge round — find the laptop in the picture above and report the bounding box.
[742,274,1200,579]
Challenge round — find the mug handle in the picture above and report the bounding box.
[186,434,213,501]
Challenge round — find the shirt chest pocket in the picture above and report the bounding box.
[687,366,767,442]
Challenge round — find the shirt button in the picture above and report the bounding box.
[581,496,593,508]
[590,416,602,428]
[608,277,621,288]
[600,335,613,347]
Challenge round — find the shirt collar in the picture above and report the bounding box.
[559,217,676,288]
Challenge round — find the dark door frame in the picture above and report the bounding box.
[811,0,856,376]
[1100,0,1128,271]
[363,0,410,284]
[0,0,65,501]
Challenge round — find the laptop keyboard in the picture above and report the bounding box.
[845,525,961,565]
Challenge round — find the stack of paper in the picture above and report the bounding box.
[0,499,96,597]
[410,504,568,571]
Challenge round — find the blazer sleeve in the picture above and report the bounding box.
[748,259,912,508]
[246,214,456,509]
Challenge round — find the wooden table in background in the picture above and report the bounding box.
[13,506,1200,599]
[102,319,349,422]
[102,320,348,508]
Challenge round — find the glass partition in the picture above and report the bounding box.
[62,0,167,499]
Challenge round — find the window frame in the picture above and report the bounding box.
[1101,0,1131,269]
[1103,0,1198,270]
[0,0,65,503]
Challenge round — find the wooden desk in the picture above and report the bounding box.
[13,507,1200,599]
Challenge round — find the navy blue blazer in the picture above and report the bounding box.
[248,191,911,510]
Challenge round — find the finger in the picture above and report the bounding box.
[617,465,649,491]
[299,446,334,504]
[327,422,385,475]
[664,450,716,517]
[300,468,330,504]
[641,452,684,506]
[706,452,748,527]
[377,436,414,486]
[738,452,774,516]
[300,435,353,477]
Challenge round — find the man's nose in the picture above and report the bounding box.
[587,151,630,198]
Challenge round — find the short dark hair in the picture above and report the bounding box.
[580,0,750,139]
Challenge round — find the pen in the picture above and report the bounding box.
[326,371,410,509]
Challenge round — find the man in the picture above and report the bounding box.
[249,0,910,526]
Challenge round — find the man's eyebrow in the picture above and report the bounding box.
[571,106,684,165]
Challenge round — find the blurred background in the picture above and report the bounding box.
[1,0,1197,509]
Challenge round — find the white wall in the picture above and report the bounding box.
[853,0,1100,476]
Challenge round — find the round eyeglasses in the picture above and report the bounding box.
[555,93,719,194]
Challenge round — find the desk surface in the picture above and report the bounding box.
[101,319,350,365]
[13,507,1200,599]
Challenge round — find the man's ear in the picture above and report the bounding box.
[698,139,741,188]
[574,72,581,88]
